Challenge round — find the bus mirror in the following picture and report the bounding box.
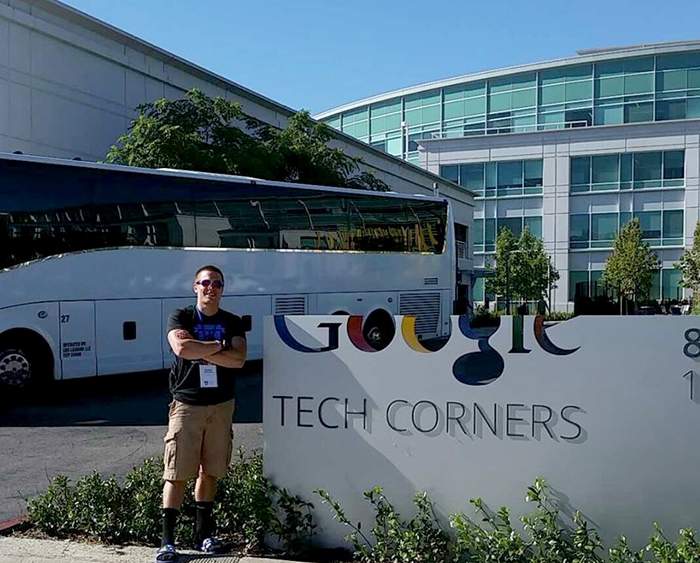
[242,315,252,333]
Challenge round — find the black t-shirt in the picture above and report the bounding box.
[167,305,245,406]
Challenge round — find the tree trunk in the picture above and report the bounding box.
[619,287,623,315]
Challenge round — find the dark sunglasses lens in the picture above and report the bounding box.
[199,280,223,289]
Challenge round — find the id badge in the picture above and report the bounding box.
[199,363,218,388]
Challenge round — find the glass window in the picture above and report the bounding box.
[485,163,498,191]
[592,155,618,185]
[569,271,590,301]
[524,160,543,187]
[624,73,653,95]
[663,269,683,300]
[498,161,523,189]
[656,100,686,121]
[570,215,589,242]
[595,104,624,125]
[689,98,700,119]
[540,84,565,105]
[591,271,607,297]
[571,157,591,186]
[473,277,485,301]
[657,53,690,71]
[0,162,99,269]
[596,76,624,98]
[489,92,511,112]
[663,150,685,179]
[657,70,687,91]
[649,270,661,301]
[635,211,661,240]
[663,210,683,239]
[512,88,536,108]
[440,165,459,184]
[524,216,542,238]
[461,163,485,192]
[591,213,618,241]
[474,219,484,245]
[498,217,522,238]
[444,100,464,120]
[625,102,653,123]
[620,154,633,184]
[566,80,592,101]
[463,96,486,116]
[405,92,440,109]
[634,152,662,181]
[485,218,496,248]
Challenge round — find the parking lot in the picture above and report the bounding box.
[0,362,263,523]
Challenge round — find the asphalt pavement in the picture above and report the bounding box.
[0,364,264,523]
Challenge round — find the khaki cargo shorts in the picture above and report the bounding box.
[163,399,235,481]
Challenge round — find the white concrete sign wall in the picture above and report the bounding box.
[263,315,700,549]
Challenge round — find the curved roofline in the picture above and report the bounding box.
[314,38,700,120]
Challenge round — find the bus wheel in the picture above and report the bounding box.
[363,310,395,351]
[0,333,52,391]
[0,348,33,389]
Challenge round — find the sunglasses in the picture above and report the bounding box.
[196,280,224,289]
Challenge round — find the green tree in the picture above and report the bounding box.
[105,89,388,191]
[514,227,559,307]
[485,227,519,313]
[601,218,660,314]
[485,226,559,313]
[676,220,700,311]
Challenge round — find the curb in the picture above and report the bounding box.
[0,518,25,534]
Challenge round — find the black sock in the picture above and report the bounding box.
[195,501,215,543]
[161,508,178,547]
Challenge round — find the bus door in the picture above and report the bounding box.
[59,301,96,379]
[95,300,163,375]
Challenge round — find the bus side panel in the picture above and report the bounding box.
[314,292,398,317]
[0,302,60,380]
[96,300,163,376]
[161,298,196,369]
[59,301,96,379]
[219,295,272,361]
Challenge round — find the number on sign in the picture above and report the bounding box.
[683,329,700,359]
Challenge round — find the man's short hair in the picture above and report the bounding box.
[194,265,225,285]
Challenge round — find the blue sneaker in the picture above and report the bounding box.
[196,537,226,554]
[155,544,177,562]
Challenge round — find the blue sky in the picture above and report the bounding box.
[62,0,700,115]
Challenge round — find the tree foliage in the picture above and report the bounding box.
[486,226,559,309]
[601,218,660,310]
[105,89,388,191]
[676,220,700,299]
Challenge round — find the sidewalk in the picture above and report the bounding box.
[0,537,304,563]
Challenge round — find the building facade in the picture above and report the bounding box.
[316,41,700,311]
[0,0,473,237]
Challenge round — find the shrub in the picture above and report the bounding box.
[545,311,574,322]
[316,487,454,563]
[27,449,314,556]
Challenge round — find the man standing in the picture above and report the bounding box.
[156,265,246,562]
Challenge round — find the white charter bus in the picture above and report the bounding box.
[0,153,456,389]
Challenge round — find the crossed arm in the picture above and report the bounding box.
[167,328,246,369]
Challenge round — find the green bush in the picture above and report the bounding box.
[470,306,501,328]
[545,311,574,322]
[318,478,700,563]
[27,450,314,556]
[316,487,452,563]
